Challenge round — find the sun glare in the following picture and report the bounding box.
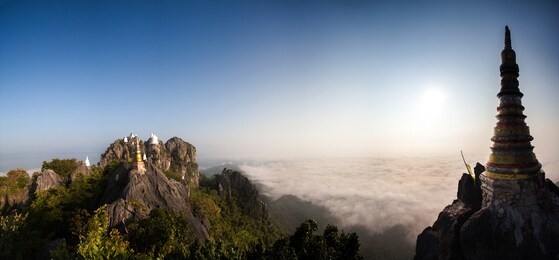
[420,88,447,115]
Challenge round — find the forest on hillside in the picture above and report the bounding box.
[0,159,363,260]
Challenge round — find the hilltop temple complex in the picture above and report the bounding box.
[415,27,559,260]
[125,132,160,174]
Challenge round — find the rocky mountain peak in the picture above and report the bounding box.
[100,163,209,242]
[100,135,200,187]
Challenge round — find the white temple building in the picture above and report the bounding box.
[149,133,159,145]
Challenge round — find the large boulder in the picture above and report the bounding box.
[29,169,63,195]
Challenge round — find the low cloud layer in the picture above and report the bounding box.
[240,155,559,242]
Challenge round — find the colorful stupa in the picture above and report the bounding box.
[481,26,544,205]
[133,137,146,174]
[415,26,559,260]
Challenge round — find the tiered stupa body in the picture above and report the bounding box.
[480,26,545,207]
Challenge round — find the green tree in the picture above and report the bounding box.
[127,208,193,258]
[77,204,132,259]
[42,158,80,179]
[0,169,30,196]
[261,219,363,260]
[0,212,28,259]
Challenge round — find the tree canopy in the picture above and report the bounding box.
[0,161,364,259]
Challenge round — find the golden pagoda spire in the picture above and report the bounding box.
[133,136,146,174]
[484,26,542,180]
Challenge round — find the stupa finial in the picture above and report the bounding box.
[505,26,511,49]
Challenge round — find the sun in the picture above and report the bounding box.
[420,88,447,115]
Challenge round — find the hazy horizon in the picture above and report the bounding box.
[1,1,558,173]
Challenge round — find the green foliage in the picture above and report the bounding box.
[163,170,182,182]
[261,219,363,260]
[127,208,193,258]
[42,158,80,179]
[0,161,363,260]
[190,187,277,255]
[199,173,219,190]
[78,205,133,259]
[25,165,110,239]
[0,163,113,259]
[0,169,30,196]
[0,211,28,259]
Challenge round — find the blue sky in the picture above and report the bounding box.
[1,0,558,171]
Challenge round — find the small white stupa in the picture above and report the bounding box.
[85,156,91,167]
[149,133,159,145]
[130,132,137,139]
[143,153,147,161]
[124,136,128,143]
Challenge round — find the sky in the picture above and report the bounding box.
[1,0,558,172]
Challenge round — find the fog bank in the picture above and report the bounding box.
[239,155,558,243]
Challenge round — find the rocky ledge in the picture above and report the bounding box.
[415,164,559,260]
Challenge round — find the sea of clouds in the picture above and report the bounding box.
[238,155,559,243]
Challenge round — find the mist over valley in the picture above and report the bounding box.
[202,155,559,259]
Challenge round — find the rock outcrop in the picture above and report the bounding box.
[29,169,63,195]
[212,168,278,244]
[216,168,272,223]
[68,161,91,182]
[414,164,559,260]
[99,138,138,168]
[158,137,199,187]
[99,163,209,242]
[100,136,200,187]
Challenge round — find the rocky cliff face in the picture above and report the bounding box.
[99,163,209,242]
[216,168,272,224]
[414,164,559,260]
[100,136,199,187]
[29,169,64,195]
[99,139,137,168]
